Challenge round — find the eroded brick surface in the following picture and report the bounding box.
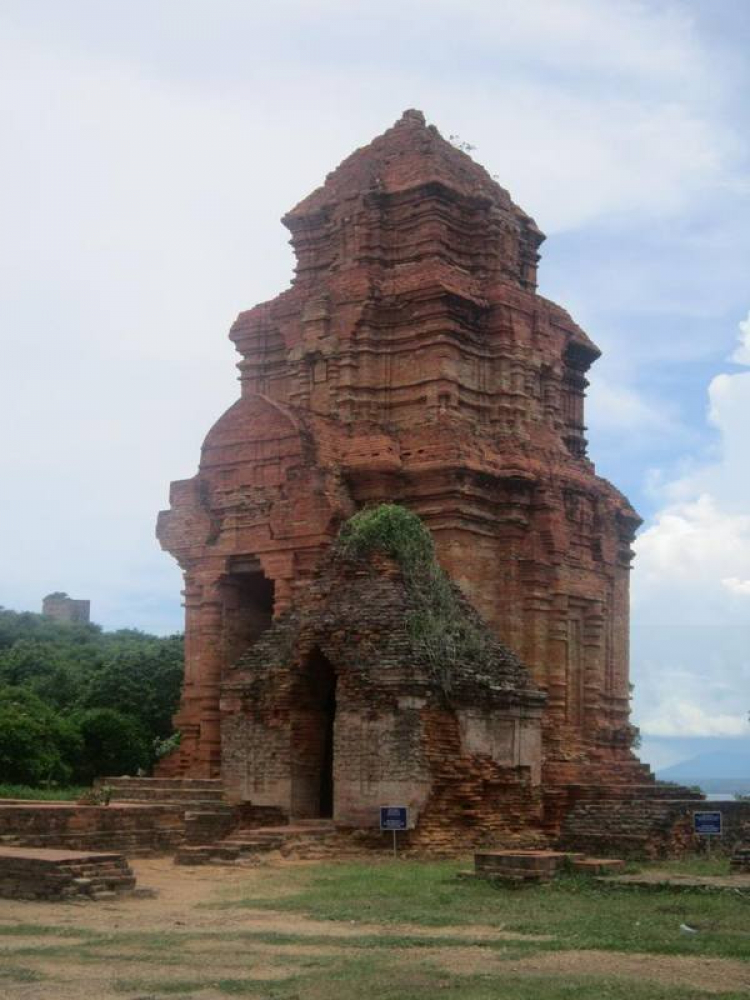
[157,109,652,839]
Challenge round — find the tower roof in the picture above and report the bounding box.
[284,109,543,242]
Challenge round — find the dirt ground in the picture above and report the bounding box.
[1,858,749,1000]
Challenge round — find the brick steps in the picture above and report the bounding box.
[175,819,339,865]
[101,777,227,808]
[97,778,233,853]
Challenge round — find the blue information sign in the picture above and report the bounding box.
[693,811,722,836]
[380,806,408,831]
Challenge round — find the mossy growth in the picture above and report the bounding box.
[336,505,499,692]
[336,504,435,575]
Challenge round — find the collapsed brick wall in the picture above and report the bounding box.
[220,552,545,842]
[410,708,544,851]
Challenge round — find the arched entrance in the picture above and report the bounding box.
[291,647,337,819]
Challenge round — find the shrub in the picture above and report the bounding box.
[71,708,151,783]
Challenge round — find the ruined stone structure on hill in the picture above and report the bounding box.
[42,592,90,625]
[156,110,653,841]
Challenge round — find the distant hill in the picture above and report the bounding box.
[657,751,750,794]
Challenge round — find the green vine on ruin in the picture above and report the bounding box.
[335,504,497,692]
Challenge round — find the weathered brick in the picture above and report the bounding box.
[156,109,653,840]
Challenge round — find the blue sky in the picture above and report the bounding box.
[1,1,748,770]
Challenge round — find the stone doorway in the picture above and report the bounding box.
[291,647,337,819]
[220,557,275,670]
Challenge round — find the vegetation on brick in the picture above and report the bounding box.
[336,504,497,693]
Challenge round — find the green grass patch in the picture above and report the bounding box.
[111,964,750,1000]
[216,859,750,961]
[0,922,96,937]
[115,976,299,996]
[637,856,733,877]
[0,965,46,983]
[0,782,87,801]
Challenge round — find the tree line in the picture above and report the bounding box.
[0,608,183,787]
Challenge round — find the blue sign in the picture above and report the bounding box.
[380,806,408,831]
[693,811,722,836]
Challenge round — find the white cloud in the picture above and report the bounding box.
[0,1,746,633]
[587,377,686,441]
[640,701,747,739]
[722,578,750,597]
[730,311,750,365]
[632,310,750,740]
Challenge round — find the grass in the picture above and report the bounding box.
[643,856,733,877]
[216,859,750,960]
[1,858,749,999]
[0,783,87,801]
[110,968,748,1000]
[0,966,45,983]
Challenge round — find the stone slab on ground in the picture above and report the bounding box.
[596,872,750,894]
[572,857,626,874]
[0,845,136,900]
[474,850,584,883]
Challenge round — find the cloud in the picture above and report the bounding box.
[0,0,747,636]
[730,311,750,365]
[639,701,747,739]
[586,377,686,441]
[632,310,750,741]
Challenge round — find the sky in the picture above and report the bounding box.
[1,0,748,770]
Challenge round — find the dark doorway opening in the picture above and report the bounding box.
[220,557,274,670]
[291,647,337,819]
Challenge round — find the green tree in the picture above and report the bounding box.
[81,638,183,738]
[0,686,81,785]
[0,610,184,787]
[71,708,151,783]
[0,640,82,709]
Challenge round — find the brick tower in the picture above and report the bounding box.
[157,111,650,824]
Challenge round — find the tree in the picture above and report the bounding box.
[0,610,184,787]
[71,708,151,783]
[80,638,183,738]
[0,686,81,785]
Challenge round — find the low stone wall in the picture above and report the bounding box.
[0,802,185,856]
[184,809,235,846]
[0,846,135,901]
[560,798,750,859]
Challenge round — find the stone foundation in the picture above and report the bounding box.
[0,846,135,901]
[0,802,185,856]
